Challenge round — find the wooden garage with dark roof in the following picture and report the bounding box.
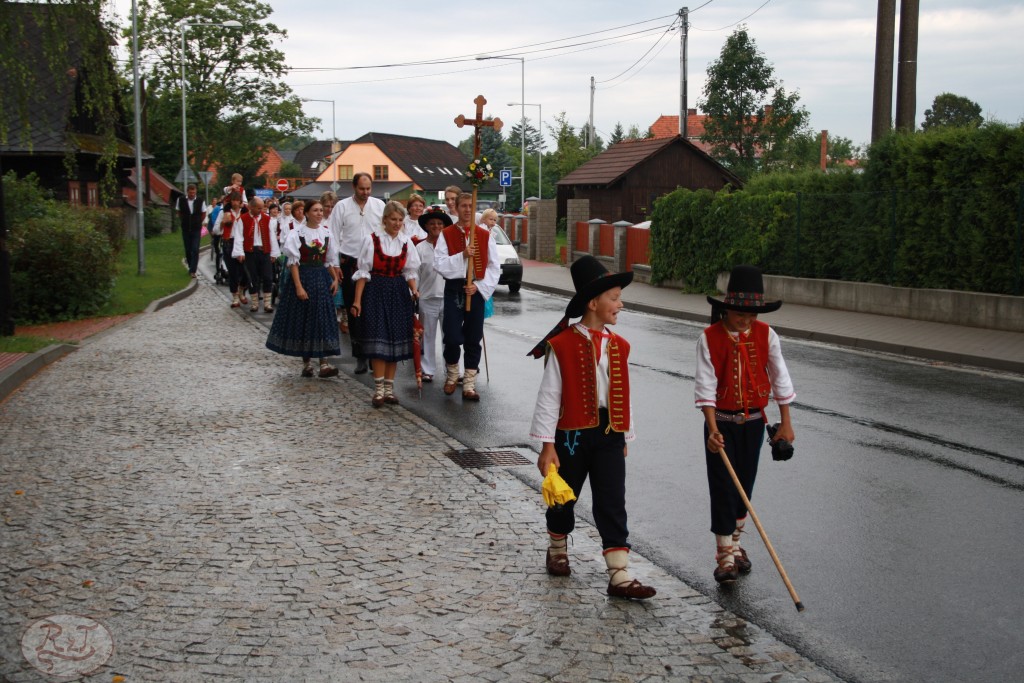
[555,135,742,224]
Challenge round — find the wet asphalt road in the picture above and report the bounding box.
[219,264,1024,683]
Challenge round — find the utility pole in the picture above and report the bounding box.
[894,0,920,132]
[871,0,896,143]
[679,6,689,138]
[588,76,596,148]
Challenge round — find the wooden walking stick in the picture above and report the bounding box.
[482,331,490,382]
[717,446,805,611]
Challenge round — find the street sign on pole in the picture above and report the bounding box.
[499,169,513,187]
[276,178,290,192]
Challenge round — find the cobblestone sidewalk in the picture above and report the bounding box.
[0,285,839,682]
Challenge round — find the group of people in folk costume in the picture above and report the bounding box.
[184,170,798,600]
[258,172,500,406]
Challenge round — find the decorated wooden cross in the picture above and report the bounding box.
[454,95,502,311]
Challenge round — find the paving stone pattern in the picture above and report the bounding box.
[0,285,839,682]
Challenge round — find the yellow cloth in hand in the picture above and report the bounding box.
[542,464,577,508]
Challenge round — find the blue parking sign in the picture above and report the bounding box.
[499,169,513,187]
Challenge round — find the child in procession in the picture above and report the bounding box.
[696,264,796,583]
[528,255,655,600]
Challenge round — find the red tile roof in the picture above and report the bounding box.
[650,112,708,141]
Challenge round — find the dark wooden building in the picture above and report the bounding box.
[1,3,144,206]
[556,135,742,224]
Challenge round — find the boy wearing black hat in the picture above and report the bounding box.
[528,255,655,600]
[414,206,453,382]
[696,265,796,583]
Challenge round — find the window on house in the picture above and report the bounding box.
[86,182,99,207]
[338,165,354,180]
[373,165,389,181]
[68,183,81,206]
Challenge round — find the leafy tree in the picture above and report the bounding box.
[548,112,600,180]
[922,93,984,130]
[773,130,862,171]
[698,26,809,180]
[129,0,316,184]
[278,161,303,178]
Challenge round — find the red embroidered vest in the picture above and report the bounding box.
[370,234,408,277]
[221,209,242,241]
[440,224,489,281]
[241,213,273,254]
[704,320,771,412]
[547,326,630,432]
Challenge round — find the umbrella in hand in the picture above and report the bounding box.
[542,465,576,509]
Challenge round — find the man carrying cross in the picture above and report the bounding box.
[433,191,500,400]
[432,95,503,400]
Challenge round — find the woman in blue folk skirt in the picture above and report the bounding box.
[266,199,342,378]
[350,201,421,407]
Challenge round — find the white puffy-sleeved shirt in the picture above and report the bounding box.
[352,229,421,282]
[281,224,339,269]
[432,224,501,302]
[693,324,796,409]
[231,214,281,259]
[415,239,445,300]
[529,323,636,444]
[403,216,427,240]
[329,196,386,258]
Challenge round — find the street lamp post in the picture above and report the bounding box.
[508,102,542,200]
[301,98,338,192]
[180,19,242,194]
[476,55,525,210]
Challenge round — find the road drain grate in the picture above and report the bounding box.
[446,449,532,469]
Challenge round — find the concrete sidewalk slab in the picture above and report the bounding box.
[521,260,1024,374]
[0,284,838,682]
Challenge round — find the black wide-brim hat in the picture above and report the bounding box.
[707,264,782,313]
[527,255,633,359]
[565,255,633,319]
[418,205,454,230]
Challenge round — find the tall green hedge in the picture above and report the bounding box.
[649,123,1024,295]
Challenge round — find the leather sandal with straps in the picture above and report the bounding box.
[607,578,657,600]
[546,549,571,576]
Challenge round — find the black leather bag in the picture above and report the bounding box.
[766,423,794,461]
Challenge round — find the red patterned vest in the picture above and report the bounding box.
[241,213,273,254]
[547,326,631,432]
[371,233,408,277]
[704,320,771,412]
[440,224,490,281]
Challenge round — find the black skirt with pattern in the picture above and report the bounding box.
[266,266,341,359]
[360,275,414,362]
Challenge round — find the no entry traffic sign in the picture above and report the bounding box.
[276,178,289,192]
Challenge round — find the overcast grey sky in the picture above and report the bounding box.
[115,0,1024,150]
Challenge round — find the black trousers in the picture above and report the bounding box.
[223,239,248,292]
[704,417,764,536]
[182,225,201,274]
[339,253,363,358]
[546,410,630,550]
[441,279,484,370]
[244,250,274,295]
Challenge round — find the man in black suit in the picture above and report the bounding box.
[176,183,206,278]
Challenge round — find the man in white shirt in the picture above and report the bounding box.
[176,184,206,278]
[433,192,500,400]
[328,172,385,374]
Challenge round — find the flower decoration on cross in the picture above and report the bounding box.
[464,156,494,188]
